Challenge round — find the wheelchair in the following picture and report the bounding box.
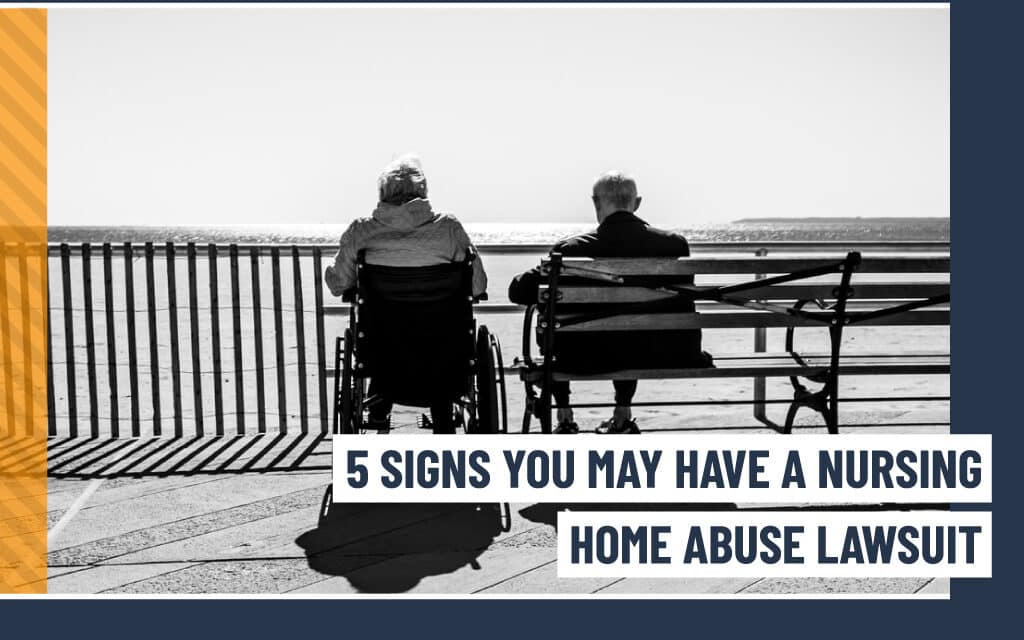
[320,252,510,527]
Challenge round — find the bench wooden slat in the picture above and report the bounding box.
[543,282,950,304]
[553,255,950,276]
[713,352,950,362]
[518,354,950,382]
[553,309,949,331]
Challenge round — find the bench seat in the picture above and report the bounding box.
[517,352,950,382]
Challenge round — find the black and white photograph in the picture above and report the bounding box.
[21,2,952,595]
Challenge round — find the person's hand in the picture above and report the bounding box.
[324,265,344,297]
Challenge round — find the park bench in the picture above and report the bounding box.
[515,251,950,434]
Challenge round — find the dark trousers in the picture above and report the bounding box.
[551,380,638,408]
[367,378,455,434]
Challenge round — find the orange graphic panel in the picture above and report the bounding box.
[0,7,47,594]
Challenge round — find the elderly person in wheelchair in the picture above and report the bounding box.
[325,155,499,435]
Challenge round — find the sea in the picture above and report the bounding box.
[48,218,950,245]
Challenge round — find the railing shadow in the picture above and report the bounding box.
[44,433,330,478]
[295,502,503,593]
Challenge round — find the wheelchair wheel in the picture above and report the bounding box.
[473,325,506,434]
[339,328,358,434]
[491,330,508,434]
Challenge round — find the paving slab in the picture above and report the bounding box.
[741,577,931,594]
[476,560,616,594]
[106,558,318,594]
[107,502,461,564]
[291,546,555,595]
[49,484,325,565]
[46,474,223,514]
[49,562,196,594]
[49,472,329,552]
[595,577,760,595]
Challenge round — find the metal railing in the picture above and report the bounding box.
[29,240,950,439]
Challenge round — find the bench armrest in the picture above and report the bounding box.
[521,304,537,366]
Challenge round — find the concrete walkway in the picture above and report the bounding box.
[41,399,951,596]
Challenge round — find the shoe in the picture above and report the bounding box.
[553,421,579,434]
[595,419,640,434]
[367,415,391,434]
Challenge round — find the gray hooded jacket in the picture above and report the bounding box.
[324,198,487,297]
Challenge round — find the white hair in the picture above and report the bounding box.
[378,154,428,204]
[592,170,638,210]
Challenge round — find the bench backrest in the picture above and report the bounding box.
[354,259,476,403]
[535,253,950,333]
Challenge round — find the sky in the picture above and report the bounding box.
[48,4,949,228]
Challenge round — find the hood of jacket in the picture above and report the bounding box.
[371,198,435,229]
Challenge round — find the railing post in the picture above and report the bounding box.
[102,243,119,437]
[166,242,184,437]
[82,243,99,438]
[123,243,141,436]
[229,244,245,435]
[292,247,308,433]
[59,243,76,437]
[250,248,267,434]
[144,242,161,436]
[752,247,769,425]
[208,244,224,436]
[46,260,56,437]
[19,247,35,436]
[313,248,328,434]
[271,247,287,432]
[186,243,204,436]
[0,245,14,437]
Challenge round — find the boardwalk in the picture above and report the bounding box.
[41,384,950,595]
[27,241,950,594]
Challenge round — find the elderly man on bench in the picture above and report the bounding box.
[508,171,712,434]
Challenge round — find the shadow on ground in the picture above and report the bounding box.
[519,502,740,529]
[518,501,950,532]
[43,433,329,478]
[295,501,505,593]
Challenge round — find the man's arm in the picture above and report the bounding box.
[677,235,694,285]
[324,225,359,297]
[450,220,488,297]
[508,266,542,305]
[508,239,574,305]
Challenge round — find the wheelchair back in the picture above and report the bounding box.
[353,258,475,407]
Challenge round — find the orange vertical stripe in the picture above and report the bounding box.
[0,7,46,594]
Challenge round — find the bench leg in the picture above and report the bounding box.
[753,323,769,425]
[522,381,537,433]
[783,401,800,434]
[783,386,833,434]
[753,377,769,425]
[538,388,553,434]
[825,380,839,435]
[752,251,770,426]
